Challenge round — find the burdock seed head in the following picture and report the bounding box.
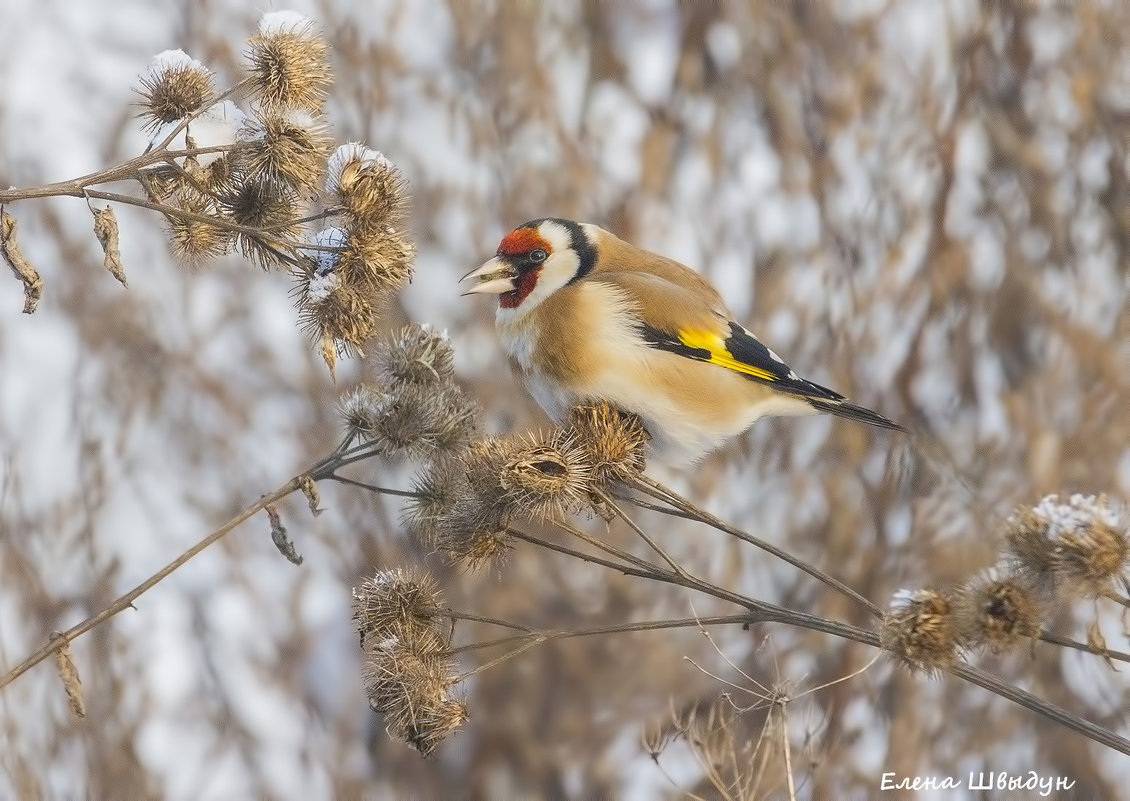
[953,566,1046,654]
[300,278,381,366]
[499,429,593,522]
[1038,494,1129,599]
[376,325,456,388]
[295,227,385,363]
[434,518,513,572]
[293,223,416,372]
[217,174,304,268]
[361,637,466,757]
[1005,494,1129,600]
[1001,504,1057,582]
[325,143,409,230]
[137,49,215,131]
[352,567,450,653]
[238,108,333,190]
[405,445,514,571]
[165,191,231,267]
[338,382,478,459]
[879,588,958,675]
[336,222,415,289]
[403,697,469,758]
[411,430,590,568]
[403,453,471,547]
[567,401,649,484]
[246,11,332,114]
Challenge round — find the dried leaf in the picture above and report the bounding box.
[266,503,303,565]
[50,633,86,718]
[92,205,127,286]
[298,474,322,516]
[1087,621,1118,672]
[321,333,337,380]
[2,211,42,313]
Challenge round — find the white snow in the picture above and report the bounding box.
[325,142,391,195]
[147,49,210,79]
[146,100,246,167]
[312,226,348,275]
[1029,493,1122,534]
[258,10,315,37]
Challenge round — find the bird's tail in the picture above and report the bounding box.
[805,397,906,432]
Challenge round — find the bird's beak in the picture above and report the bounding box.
[460,257,516,296]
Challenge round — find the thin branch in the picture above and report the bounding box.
[0,477,300,689]
[150,78,253,153]
[77,190,306,255]
[442,610,537,633]
[780,698,797,801]
[1037,632,1130,664]
[0,144,246,203]
[507,526,668,579]
[628,476,882,617]
[447,614,764,656]
[509,526,879,644]
[1099,590,1130,610]
[948,660,1129,755]
[551,517,669,575]
[455,637,546,682]
[791,653,883,701]
[511,518,1130,757]
[0,431,389,690]
[593,487,689,577]
[617,489,1130,667]
[325,474,420,499]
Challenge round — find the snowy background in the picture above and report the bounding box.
[1,0,1127,797]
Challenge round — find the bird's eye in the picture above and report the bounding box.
[529,248,548,263]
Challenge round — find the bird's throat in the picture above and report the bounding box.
[499,269,540,309]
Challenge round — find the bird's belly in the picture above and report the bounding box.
[519,371,574,421]
[581,361,761,456]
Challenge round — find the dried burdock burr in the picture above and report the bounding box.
[376,325,456,388]
[165,191,231,267]
[137,49,215,132]
[338,381,477,459]
[1003,494,1129,600]
[953,566,1046,654]
[217,174,304,268]
[361,635,466,757]
[404,449,513,571]
[567,401,649,485]
[499,430,593,522]
[352,568,450,654]
[246,11,332,115]
[880,587,958,674]
[238,108,333,190]
[326,142,409,230]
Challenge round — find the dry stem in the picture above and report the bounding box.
[3,453,1127,760]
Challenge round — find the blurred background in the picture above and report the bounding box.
[1,0,1127,797]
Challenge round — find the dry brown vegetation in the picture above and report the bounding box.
[1,2,1128,798]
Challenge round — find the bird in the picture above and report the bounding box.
[462,217,905,457]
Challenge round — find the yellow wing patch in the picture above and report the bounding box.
[676,328,779,383]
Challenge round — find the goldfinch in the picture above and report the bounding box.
[462,218,904,456]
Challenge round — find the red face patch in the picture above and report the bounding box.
[498,269,540,309]
[497,226,550,257]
